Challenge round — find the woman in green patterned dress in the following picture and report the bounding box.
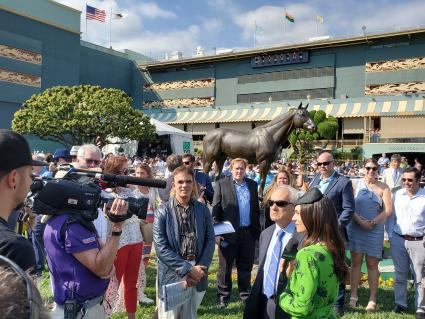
[279,188,349,318]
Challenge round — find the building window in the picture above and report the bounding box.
[238,66,334,84]
[237,87,334,103]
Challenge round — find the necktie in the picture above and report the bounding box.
[392,170,398,183]
[264,229,285,298]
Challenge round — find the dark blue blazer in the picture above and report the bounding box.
[309,172,355,228]
[194,170,214,203]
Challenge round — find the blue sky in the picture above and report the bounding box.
[56,0,425,59]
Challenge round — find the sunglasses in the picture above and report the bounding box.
[84,158,101,165]
[365,166,378,171]
[317,161,332,167]
[266,200,291,208]
[182,161,192,165]
[401,178,415,183]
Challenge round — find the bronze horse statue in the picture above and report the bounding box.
[203,102,316,195]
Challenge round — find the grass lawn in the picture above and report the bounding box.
[38,254,417,319]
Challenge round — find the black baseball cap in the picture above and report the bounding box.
[0,129,47,171]
[294,187,323,206]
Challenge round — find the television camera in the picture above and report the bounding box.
[27,168,167,223]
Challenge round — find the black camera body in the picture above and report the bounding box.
[30,171,152,222]
[32,179,101,220]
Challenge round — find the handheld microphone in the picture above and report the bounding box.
[281,237,299,261]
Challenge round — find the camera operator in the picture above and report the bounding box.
[0,130,46,273]
[44,196,128,319]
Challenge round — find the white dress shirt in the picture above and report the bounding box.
[263,222,295,296]
[393,187,425,237]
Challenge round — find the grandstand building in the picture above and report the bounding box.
[0,0,424,158]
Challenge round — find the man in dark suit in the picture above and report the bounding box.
[212,158,261,308]
[309,150,355,316]
[244,185,304,319]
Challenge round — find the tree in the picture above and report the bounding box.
[289,110,339,163]
[12,85,155,148]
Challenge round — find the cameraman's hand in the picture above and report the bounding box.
[100,265,115,279]
[104,198,128,229]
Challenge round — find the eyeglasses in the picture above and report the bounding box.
[317,161,332,167]
[401,178,415,183]
[266,200,291,208]
[365,166,378,171]
[182,161,192,165]
[84,158,100,165]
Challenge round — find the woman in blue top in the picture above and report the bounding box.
[347,158,392,312]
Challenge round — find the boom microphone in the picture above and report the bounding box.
[72,169,167,189]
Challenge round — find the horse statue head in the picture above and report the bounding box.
[293,102,317,132]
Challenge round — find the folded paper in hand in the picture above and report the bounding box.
[162,281,191,312]
[214,221,235,236]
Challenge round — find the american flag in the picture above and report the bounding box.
[86,5,106,22]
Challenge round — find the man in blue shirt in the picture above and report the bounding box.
[212,158,261,308]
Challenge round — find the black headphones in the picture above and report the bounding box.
[0,255,42,319]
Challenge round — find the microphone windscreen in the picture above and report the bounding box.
[281,237,299,261]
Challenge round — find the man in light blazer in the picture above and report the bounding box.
[309,150,355,316]
[381,154,404,193]
[243,185,304,319]
[212,158,261,308]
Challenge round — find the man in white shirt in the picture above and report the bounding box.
[389,167,425,318]
[378,153,390,174]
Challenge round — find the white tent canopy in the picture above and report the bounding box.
[103,118,193,156]
[150,118,191,138]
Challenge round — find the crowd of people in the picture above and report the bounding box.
[0,128,424,319]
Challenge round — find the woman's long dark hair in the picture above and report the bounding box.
[299,196,348,282]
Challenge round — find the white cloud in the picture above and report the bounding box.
[201,18,224,34]
[54,0,199,57]
[233,4,320,47]
[232,0,425,48]
[113,25,201,58]
[135,2,176,19]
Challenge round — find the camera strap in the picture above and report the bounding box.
[60,213,98,243]
[105,211,132,223]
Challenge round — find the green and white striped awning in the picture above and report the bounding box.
[144,98,425,124]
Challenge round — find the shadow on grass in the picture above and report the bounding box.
[41,256,416,319]
[343,285,417,318]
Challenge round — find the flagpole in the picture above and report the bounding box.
[316,15,319,37]
[85,3,88,40]
[254,20,257,48]
[109,7,112,48]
